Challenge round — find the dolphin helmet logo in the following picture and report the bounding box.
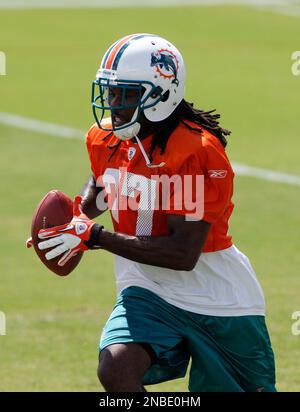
[151,49,179,85]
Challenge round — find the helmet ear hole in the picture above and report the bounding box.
[150,86,163,99]
[161,90,169,102]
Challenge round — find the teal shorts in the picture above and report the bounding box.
[99,286,276,392]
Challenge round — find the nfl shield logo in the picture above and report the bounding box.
[128,147,136,160]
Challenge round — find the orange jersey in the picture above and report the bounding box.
[86,120,234,252]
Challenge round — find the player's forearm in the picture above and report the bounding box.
[95,229,199,271]
[80,175,105,219]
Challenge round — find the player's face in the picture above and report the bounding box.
[108,86,140,128]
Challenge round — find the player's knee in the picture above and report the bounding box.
[97,348,129,391]
[97,344,151,391]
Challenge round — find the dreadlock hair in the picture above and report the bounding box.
[148,99,231,163]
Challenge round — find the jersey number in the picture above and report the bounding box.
[102,168,157,236]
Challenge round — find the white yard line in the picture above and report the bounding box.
[232,162,300,187]
[0,0,300,19]
[1,111,299,187]
[0,0,296,8]
[0,112,84,139]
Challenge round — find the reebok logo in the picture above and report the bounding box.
[208,170,227,178]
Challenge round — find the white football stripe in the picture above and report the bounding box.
[1,111,300,187]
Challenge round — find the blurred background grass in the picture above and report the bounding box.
[0,3,299,391]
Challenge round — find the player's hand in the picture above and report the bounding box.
[37,195,99,266]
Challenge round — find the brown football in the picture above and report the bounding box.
[31,190,83,276]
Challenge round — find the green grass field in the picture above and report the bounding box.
[0,4,300,391]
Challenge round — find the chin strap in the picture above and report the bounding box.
[113,116,165,168]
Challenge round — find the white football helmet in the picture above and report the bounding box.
[92,33,186,140]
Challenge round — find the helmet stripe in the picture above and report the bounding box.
[111,34,157,71]
[104,34,139,70]
[101,39,119,69]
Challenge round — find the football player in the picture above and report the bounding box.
[37,34,276,392]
